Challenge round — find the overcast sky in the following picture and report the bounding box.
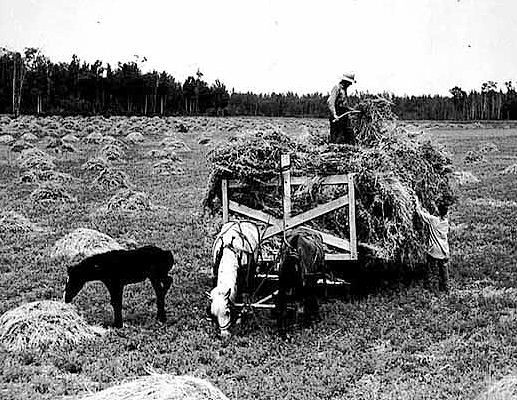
[1,0,516,96]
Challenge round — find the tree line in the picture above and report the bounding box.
[1,48,516,120]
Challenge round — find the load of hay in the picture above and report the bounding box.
[105,189,154,213]
[50,227,124,262]
[0,300,105,352]
[73,374,229,400]
[203,98,455,265]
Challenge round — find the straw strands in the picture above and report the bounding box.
[0,301,106,353]
[73,374,230,400]
[50,227,124,262]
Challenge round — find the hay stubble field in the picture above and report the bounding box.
[0,115,516,400]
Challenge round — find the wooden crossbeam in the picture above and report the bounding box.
[303,227,350,252]
[263,194,349,239]
[228,200,281,227]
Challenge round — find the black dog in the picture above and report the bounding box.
[64,245,174,328]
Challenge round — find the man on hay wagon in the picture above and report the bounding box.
[327,72,357,145]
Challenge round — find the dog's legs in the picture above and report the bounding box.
[107,282,124,328]
[150,278,166,323]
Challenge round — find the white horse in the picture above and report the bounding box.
[209,221,260,337]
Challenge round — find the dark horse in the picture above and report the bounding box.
[64,245,174,328]
[276,228,326,334]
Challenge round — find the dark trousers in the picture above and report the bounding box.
[329,116,355,145]
[426,255,450,294]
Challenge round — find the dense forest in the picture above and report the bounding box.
[1,47,517,120]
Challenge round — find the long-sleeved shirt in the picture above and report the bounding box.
[415,202,450,259]
[327,84,350,117]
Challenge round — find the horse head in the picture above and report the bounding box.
[208,288,233,337]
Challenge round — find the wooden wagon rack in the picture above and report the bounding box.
[221,153,358,263]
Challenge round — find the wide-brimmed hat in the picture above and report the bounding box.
[341,73,356,84]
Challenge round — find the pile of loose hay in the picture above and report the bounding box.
[105,188,154,213]
[21,169,78,185]
[464,150,486,164]
[147,148,180,160]
[50,227,124,261]
[452,170,480,185]
[476,375,517,400]
[152,159,186,176]
[478,141,499,154]
[18,148,56,170]
[82,157,111,173]
[499,163,517,175]
[203,98,455,265]
[84,132,104,144]
[20,132,39,142]
[100,143,125,161]
[125,132,145,143]
[10,139,33,153]
[93,167,132,190]
[30,181,76,204]
[0,210,44,235]
[0,134,15,145]
[73,374,229,400]
[159,138,191,152]
[0,301,105,352]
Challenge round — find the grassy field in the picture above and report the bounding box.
[0,116,516,400]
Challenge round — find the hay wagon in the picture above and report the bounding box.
[219,153,357,313]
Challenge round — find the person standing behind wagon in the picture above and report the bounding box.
[327,73,356,145]
[414,195,450,294]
